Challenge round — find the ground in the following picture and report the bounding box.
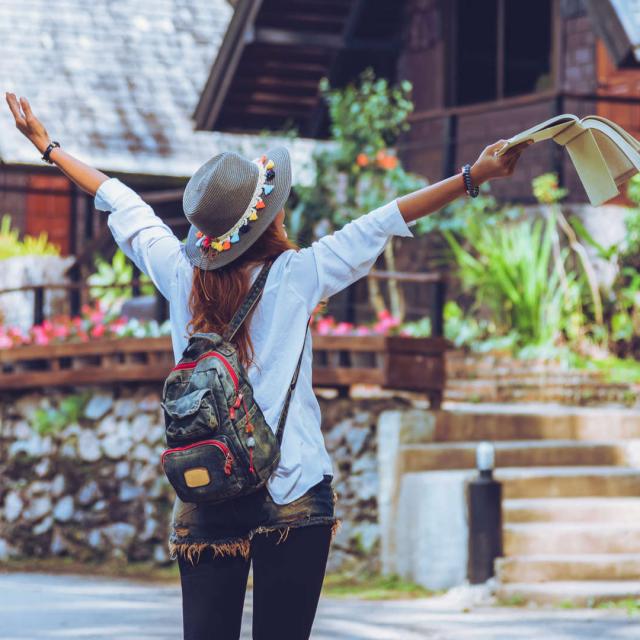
[0,572,637,639]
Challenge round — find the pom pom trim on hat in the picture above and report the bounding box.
[195,155,276,255]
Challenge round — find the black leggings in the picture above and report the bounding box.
[178,524,333,640]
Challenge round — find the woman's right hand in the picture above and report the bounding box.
[5,93,50,153]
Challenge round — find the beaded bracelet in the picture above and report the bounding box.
[41,141,60,164]
[462,163,479,198]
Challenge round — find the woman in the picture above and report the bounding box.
[5,92,529,639]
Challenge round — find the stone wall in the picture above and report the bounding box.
[0,384,410,573]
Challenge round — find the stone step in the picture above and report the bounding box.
[445,379,632,400]
[496,554,640,583]
[496,581,640,606]
[495,466,640,499]
[431,404,640,443]
[504,523,640,555]
[400,441,622,472]
[504,497,640,523]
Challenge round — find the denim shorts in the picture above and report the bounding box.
[168,474,339,564]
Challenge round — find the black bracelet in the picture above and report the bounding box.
[41,141,60,164]
[462,163,479,198]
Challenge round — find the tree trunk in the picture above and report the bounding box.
[383,240,405,321]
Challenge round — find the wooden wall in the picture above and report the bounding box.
[396,0,635,207]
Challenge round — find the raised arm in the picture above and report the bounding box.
[5,93,109,195]
[286,138,531,311]
[5,93,187,299]
[396,138,531,223]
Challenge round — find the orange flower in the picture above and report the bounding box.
[356,153,369,167]
[380,155,398,170]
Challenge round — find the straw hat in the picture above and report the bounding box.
[183,146,291,270]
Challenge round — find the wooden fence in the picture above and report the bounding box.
[0,271,450,406]
[0,334,448,407]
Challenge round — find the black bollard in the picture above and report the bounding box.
[467,442,503,584]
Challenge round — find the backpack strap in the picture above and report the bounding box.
[223,261,273,342]
[275,317,310,444]
[223,258,309,445]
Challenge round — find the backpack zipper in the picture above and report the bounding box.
[161,439,233,475]
[172,351,239,392]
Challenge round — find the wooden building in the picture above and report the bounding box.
[194,0,640,206]
[1,0,639,269]
[0,0,312,265]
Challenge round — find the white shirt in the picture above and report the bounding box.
[94,177,414,504]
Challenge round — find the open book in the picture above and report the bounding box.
[496,114,640,206]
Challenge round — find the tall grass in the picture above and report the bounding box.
[443,211,573,347]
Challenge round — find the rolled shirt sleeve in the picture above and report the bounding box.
[94,178,187,300]
[285,199,414,312]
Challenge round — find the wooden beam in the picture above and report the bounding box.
[253,27,344,49]
[496,0,505,100]
[0,337,172,363]
[226,91,319,106]
[313,335,386,351]
[194,0,264,131]
[312,367,384,386]
[368,270,446,283]
[222,104,311,118]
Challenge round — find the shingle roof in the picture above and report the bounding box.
[586,0,640,67]
[0,0,317,178]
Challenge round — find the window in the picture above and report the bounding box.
[450,0,553,106]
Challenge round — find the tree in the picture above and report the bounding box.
[291,69,427,320]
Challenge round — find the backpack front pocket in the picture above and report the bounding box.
[162,388,219,446]
[161,435,246,503]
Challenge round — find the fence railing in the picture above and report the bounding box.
[0,270,446,332]
[0,334,448,407]
[0,280,168,326]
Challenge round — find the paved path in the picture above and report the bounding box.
[0,572,637,639]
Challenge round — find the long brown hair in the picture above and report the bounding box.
[188,218,297,367]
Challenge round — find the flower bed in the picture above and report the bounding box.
[0,308,448,406]
[0,303,170,348]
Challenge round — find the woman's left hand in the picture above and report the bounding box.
[471,138,533,185]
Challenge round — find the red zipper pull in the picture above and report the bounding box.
[224,454,233,475]
[229,392,243,421]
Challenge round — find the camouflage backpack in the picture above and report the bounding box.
[160,262,306,504]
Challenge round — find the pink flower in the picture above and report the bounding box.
[32,326,50,346]
[53,323,70,339]
[89,310,105,324]
[91,324,105,338]
[315,316,337,336]
[332,322,354,336]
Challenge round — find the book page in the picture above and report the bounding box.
[496,114,578,156]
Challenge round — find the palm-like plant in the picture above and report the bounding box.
[443,211,573,347]
[88,249,154,310]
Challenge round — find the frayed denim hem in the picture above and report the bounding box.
[169,516,341,565]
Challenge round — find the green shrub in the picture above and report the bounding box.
[0,215,60,260]
[88,249,154,309]
[31,393,89,436]
[443,211,572,348]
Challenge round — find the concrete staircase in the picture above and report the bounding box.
[398,404,640,605]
